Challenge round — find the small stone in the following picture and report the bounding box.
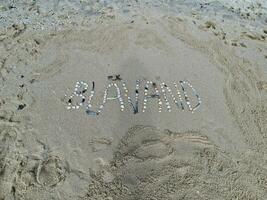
[18,104,26,110]
[240,43,247,48]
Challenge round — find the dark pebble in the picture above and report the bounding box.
[18,104,26,110]
[8,5,16,9]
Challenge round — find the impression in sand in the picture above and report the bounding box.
[83,125,259,200]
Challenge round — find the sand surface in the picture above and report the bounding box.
[0,0,267,199]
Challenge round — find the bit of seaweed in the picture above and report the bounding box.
[86,109,98,116]
[148,94,160,98]
[107,74,122,81]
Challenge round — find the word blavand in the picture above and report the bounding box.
[65,79,201,116]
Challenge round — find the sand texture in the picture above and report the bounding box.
[0,0,267,199]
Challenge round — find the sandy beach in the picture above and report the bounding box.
[0,0,267,199]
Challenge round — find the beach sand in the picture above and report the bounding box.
[0,1,266,199]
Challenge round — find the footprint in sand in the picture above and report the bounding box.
[36,155,66,187]
[0,124,21,200]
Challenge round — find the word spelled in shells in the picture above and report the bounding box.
[65,78,201,116]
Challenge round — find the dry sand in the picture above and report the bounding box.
[0,0,267,199]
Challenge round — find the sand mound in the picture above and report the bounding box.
[84,125,264,200]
